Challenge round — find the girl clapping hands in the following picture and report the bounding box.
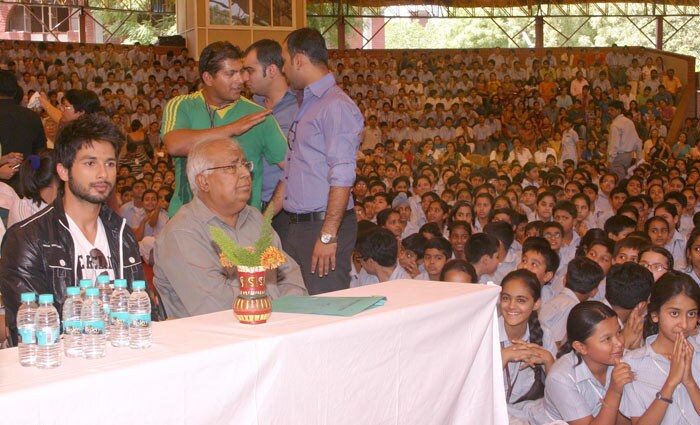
[620,271,700,425]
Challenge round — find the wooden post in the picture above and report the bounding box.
[535,16,543,49]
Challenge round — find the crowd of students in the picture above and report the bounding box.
[2,39,700,424]
[336,47,700,424]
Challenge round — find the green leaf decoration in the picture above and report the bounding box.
[210,207,277,267]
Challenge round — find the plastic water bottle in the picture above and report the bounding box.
[62,286,83,358]
[79,279,93,300]
[17,292,38,366]
[128,280,152,349]
[81,287,106,359]
[109,279,130,347]
[95,275,112,338]
[35,294,61,369]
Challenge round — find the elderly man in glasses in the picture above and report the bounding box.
[0,115,149,345]
[153,138,306,319]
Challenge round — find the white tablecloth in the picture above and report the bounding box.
[0,280,506,425]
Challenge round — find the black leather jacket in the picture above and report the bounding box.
[0,196,145,344]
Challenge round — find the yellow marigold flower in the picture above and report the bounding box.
[219,252,234,268]
[260,246,286,269]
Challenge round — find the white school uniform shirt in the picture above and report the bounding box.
[408,195,426,229]
[498,316,556,422]
[666,230,687,271]
[549,265,567,296]
[620,335,700,425]
[415,270,431,281]
[400,221,419,239]
[480,241,521,285]
[680,213,694,239]
[539,287,579,344]
[537,351,613,424]
[688,269,700,286]
[541,283,559,306]
[354,265,411,287]
[590,277,608,302]
[595,193,611,217]
[559,231,580,272]
[594,208,614,231]
[584,214,598,231]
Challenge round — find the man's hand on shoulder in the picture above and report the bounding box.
[228,110,272,137]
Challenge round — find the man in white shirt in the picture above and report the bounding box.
[608,101,642,180]
[570,71,589,98]
[120,180,147,229]
[360,115,383,150]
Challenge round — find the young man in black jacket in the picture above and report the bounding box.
[0,115,149,344]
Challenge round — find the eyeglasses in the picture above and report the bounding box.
[639,261,668,273]
[203,161,253,174]
[90,248,108,269]
[288,120,298,150]
[543,232,562,239]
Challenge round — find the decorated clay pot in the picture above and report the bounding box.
[233,265,272,324]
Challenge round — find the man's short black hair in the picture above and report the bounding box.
[664,191,688,209]
[64,89,100,114]
[357,228,398,267]
[465,233,499,265]
[425,236,453,259]
[613,236,651,257]
[402,233,427,260]
[285,27,328,67]
[376,208,398,227]
[198,41,243,77]
[606,263,654,309]
[522,237,560,274]
[244,39,283,76]
[55,114,123,170]
[566,257,605,294]
[604,215,637,237]
[553,200,578,219]
[484,221,514,251]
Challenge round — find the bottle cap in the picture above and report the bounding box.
[96,275,110,284]
[132,280,146,290]
[20,292,36,302]
[66,287,80,296]
[38,294,54,304]
[114,279,128,288]
[79,279,93,288]
[85,287,99,297]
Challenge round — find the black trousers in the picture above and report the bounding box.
[283,211,356,295]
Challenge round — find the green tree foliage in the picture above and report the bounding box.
[91,10,176,44]
[376,5,700,69]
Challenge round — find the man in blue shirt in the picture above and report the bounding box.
[242,39,297,241]
[278,28,363,294]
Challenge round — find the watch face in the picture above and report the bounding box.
[321,234,331,243]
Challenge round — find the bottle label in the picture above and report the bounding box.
[18,327,35,344]
[109,311,129,326]
[36,328,59,346]
[129,313,151,328]
[83,320,105,335]
[63,320,83,335]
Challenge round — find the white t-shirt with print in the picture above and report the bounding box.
[65,214,115,281]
